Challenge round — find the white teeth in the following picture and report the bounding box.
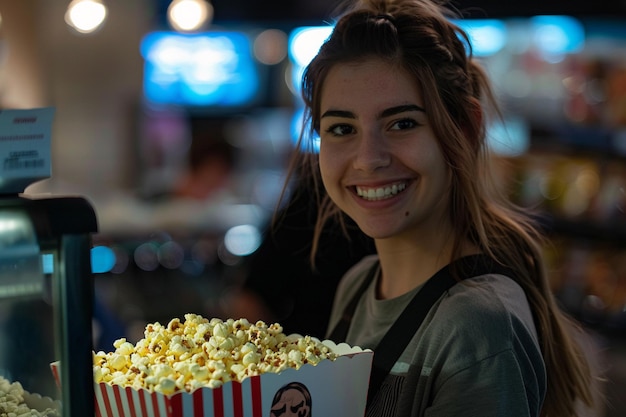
[356,182,407,201]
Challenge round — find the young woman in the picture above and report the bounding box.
[285,0,597,415]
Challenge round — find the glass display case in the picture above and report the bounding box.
[0,194,97,417]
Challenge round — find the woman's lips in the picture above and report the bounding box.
[355,182,408,201]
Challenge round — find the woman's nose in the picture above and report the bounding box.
[352,130,391,172]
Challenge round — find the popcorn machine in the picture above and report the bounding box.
[0,194,97,416]
[0,107,97,416]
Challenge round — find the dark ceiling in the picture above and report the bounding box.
[208,0,626,22]
[154,0,626,27]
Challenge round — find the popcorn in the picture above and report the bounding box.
[93,314,337,395]
[0,376,59,417]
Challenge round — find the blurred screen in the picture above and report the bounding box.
[140,31,261,108]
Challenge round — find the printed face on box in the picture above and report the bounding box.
[270,382,312,417]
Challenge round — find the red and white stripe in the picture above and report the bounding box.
[93,377,263,417]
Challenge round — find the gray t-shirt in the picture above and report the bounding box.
[326,255,546,417]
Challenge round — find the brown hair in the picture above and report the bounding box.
[284,0,595,415]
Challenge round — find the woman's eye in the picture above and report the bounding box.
[390,118,419,131]
[325,124,355,136]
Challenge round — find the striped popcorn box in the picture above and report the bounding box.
[52,341,373,417]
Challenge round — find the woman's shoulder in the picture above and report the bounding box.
[446,273,531,319]
[344,254,379,278]
[326,255,379,335]
[437,274,540,349]
[424,274,545,391]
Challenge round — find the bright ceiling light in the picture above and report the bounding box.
[168,0,213,33]
[65,0,108,34]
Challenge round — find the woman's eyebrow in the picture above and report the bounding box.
[380,104,426,118]
[321,109,355,119]
[320,104,425,120]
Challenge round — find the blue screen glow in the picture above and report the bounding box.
[454,19,508,57]
[531,15,585,56]
[140,31,260,107]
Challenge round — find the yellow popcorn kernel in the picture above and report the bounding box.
[207,336,220,349]
[240,342,256,355]
[191,352,207,366]
[288,350,303,364]
[305,351,321,365]
[116,341,135,356]
[218,336,235,351]
[297,336,312,351]
[233,318,250,330]
[190,364,210,381]
[167,318,184,334]
[145,376,159,387]
[211,368,231,383]
[230,364,245,376]
[173,362,189,374]
[152,363,174,379]
[242,350,261,366]
[94,351,106,359]
[185,380,204,392]
[256,362,271,374]
[113,338,127,349]
[155,378,176,395]
[169,342,186,357]
[234,329,246,342]
[150,329,167,344]
[111,374,128,386]
[185,313,206,324]
[94,366,104,382]
[127,365,145,378]
[268,323,283,335]
[206,359,225,372]
[182,336,194,349]
[94,357,107,367]
[206,379,223,389]
[175,374,186,390]
[130,353,149,366]
[194,323,211,335]
[210,348,230,361]
[246,362,259,374]
[144,322,163,339]
[110,356,128,371]
[149,340,166,354]
[212,322,229,338]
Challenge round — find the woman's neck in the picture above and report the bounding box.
[374,236,479,300]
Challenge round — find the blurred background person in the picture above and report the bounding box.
[224,168,375,339]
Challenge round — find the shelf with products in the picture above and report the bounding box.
[512,152,624,228]
[542,234,626,332]
[501,121,626,329]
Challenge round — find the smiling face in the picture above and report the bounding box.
[318,58,452,244]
